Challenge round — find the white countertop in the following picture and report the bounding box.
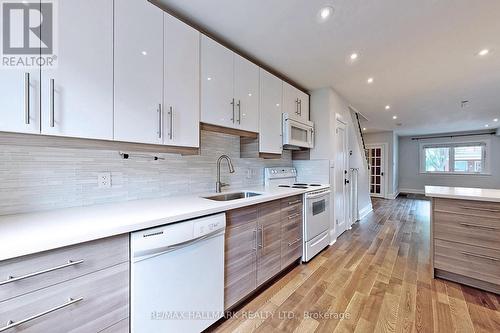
[0,186,308,261]
[425,186,500,203]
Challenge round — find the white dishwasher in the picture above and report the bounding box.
[131,213,226,333]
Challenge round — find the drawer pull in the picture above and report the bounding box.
[0,297,83,332]
[461,251,499,262]
[288,238,302,247]
[0,259,84,286]
[288,213,300,220]
[459,223,498,231]
[288,200,301,206]
[458,206,500,213]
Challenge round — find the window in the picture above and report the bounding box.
[420,141,489,174]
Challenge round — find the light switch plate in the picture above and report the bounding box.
[97,172,112,189]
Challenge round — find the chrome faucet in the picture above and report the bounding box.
[216,154,235,193]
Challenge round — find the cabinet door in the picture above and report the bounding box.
[259,69,283,154]
[225,206,258,309]
[282,81,300,120]
[233,54,259,132]
[41,0,113,140]
[164,13,200,148]
[297,90,310,122]
[200,35,234,128]
[114,0,163,144]
[257,200,282,286]
[0,69,40,134]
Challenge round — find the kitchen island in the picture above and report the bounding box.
[425,186,500,294]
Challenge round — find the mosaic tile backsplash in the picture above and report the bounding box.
[0,131,292,216]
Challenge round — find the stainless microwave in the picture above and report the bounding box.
[282,113,314,149]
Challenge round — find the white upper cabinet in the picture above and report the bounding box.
[259,70,283,155]
[0,69,40,134]
[233,55,259,132]
[164,13,200,148]
[201,35,234,128]
[283,82,309,123]
[41,0,113,140]
[114,0,164,144]
[201,35,260,132]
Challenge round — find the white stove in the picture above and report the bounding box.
[264,167,331,262]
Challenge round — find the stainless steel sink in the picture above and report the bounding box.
[203,191,262,201]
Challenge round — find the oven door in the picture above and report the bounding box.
[282,115,314,149]
[305,191,331,241]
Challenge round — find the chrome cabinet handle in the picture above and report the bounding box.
[237,100,241,124]
[288,238,301,247]
[157,104,162,139]
[295,99,299,115]
[461,251,499,262]
[298,99,302,115]
[459,222,498,231]
[288,200,301,205]
[168,106,173,140]
[458,206,500,213]
[252,229,257,250]
[49,79,55,127]
[230,98,235,123]
[258,227,264,248]
[0,297,83,332]
[288,213,300,220]
[24,73,30,125]
[0,259,84,286]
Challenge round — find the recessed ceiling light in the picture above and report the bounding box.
[350,53,358,60]
[367,77,374,84]
[248,93,252,97]
[392,115,398,120]
[485,124,490,127]
[385,105,390,110]
[478,49,490,56]
[494,118,499,122]
[207,77,212,81]
[276,103,280,107]
[141,51,147,56]
[318,6,334,21]
[362,127,367,131]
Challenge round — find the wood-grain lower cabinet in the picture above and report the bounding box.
[224,196,303,310]
[0,236,129,332]
[257,200,282,286]
[431,197,500,294]
[225,205,259,309]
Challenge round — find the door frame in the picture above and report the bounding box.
[366,143,388,199]
[334,116,350,239]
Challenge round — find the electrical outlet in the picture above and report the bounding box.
[97,172,112,189]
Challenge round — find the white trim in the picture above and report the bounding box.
[399,188,425,195]
[329,237,337,246]
[359,203,373,220]
[418,139,491,175]
[387,190,400,200]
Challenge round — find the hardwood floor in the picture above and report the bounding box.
[211,196,500,333]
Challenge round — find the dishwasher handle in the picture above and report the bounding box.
[132,228,225,263]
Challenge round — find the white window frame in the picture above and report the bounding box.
[419,139,491,175]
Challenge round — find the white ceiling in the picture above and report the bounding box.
[156,0,500,135]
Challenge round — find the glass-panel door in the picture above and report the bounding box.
[367,145,385,197]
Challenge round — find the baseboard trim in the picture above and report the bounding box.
[386,191,400,200]
[359,203,373,220]
[399,188,425,195]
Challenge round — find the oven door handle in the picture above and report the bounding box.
[306,190,331,199]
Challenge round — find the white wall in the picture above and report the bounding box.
[364,131,399,198]
[398,133,500,193]
[297,87,371,240]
